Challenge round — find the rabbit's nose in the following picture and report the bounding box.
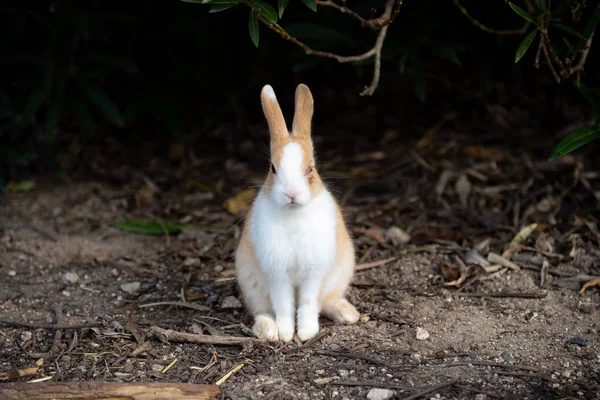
[284,188,300,201]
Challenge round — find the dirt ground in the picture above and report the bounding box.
[1,106,600,399]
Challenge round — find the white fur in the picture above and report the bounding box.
[262,85,276,100]
[249,183,337,341]
[272,143,311,206]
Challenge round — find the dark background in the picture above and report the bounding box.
[1,0,598,187]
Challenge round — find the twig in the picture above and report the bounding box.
[572,32,594,73]
[454,384,501,398]
[330,381,413,390]
[541,38,561,83]
[355,256,398,271]
[452,0,529,35]
[245,0,398,96]
[456,292,547,299]
[316,350,391,367]
[487,252,521,271]
[215,363,245,386]
[403,378,461,400]
[138,301,210,312]
[442,361,540,371]
[151,326,260,346]
[0,318,100,330]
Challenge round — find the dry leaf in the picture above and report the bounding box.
[441,262,459,281]
[435,170,456,197]
[135,185,155,208]
[443,257,468,287]
[455,173,471,208]
[223,188,256,215]
[386,226,411,245]
[363,228,387,245]
[463,145,505,161]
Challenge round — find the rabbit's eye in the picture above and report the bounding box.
[271,164,277,175]
[305,166,313,176]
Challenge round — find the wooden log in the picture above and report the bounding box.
[0,381,221,400]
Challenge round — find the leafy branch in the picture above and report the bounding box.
[188,0,403,96]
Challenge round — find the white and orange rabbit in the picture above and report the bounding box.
[235,83,360,342]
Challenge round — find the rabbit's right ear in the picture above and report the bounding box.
[261,85,289,156]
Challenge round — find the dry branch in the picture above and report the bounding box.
[151,326,260,346]
[0,381,221,400]
[246,0,401,95]
[452,0,529,35]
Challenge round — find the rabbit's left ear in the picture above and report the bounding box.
[292,84,314,139]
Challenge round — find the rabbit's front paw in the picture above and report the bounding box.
[276,317,295,342]
[253,315,279,342]
[297,319,319,342]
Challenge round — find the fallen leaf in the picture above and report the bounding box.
[463,145,505,161]
[386,226,411,245]
[455,173,471,208]
[130,340,152,357]
[579,278,600,295]
[503,223,538,259]
[7,180,36,192]
[435,170,456,198]
[113,219,217,235]
[363,228,387,245]
[135,185,155,208]
[443,257,468,287]
[223,188,256,215]
[441,262,459,281]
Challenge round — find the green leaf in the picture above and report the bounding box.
[21,88,48,122]
[553,0,577,15]
[549,127,600,160]
[80,83,124,127]
[69,99,97,136]
[508,2,537,24]
[278,0,289,18]
[112,219,219,235]
[7,180,36,192]
[515,30,538,63]
[249,0,278,23]
[209,3,238,12]
[563,37,574,52]
[551,23,586,40]
[248,9,260,47]
[301,0,317,12]
[582,6,600,40]
[45,99,64,139]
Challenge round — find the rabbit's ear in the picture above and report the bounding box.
[292,84,314,139]
[261,85,289,155]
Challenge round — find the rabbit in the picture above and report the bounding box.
[235,83,360,343]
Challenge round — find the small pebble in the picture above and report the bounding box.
[62,290,71,297]
[366,388,395,400]
[213,265,224,273]
[151,364,164,373]
[64,272,79,284]
[329,344,342,352]
[416,327,430,340]
[568,337,586,346]
[120,282,141,295]
[8,270,16,277]
[501,351,514,362]
[338,369,349,378]
[315,369,325,375]
[221,296,243,309]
